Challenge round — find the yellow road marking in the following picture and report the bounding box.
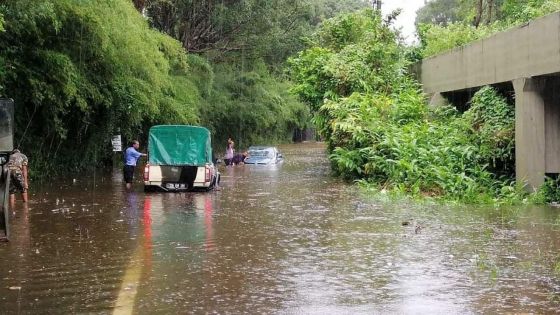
[113,245,143,315]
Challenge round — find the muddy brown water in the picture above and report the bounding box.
[1,143,560,314]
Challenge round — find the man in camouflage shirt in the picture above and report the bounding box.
[8,149,28,204]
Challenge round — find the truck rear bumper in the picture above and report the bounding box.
[144,180,212,192]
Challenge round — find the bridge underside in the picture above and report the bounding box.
[416,12,560,191]
[428,76,560,191]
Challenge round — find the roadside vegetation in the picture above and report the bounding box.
[0,1,204,175]
[288,1,560,203]
[2,0,559,203]
[292,7,560,203]
[0,0,366,175]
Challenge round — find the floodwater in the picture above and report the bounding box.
[1,143,560,314]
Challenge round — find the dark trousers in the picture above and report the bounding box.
[123,165,135,183]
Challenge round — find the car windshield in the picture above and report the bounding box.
[249,149,273,158]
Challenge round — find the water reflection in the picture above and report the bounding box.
[1,143,560,313]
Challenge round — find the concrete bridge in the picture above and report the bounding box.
[414,12,560,191]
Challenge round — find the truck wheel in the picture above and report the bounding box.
[207,175,218,191]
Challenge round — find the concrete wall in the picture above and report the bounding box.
[417,12,560,94]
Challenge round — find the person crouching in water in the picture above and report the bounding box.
[232,151,248,165]
[8,149,29,205]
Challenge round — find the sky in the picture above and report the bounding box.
[381,0,426,43]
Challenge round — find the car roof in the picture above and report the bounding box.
[248,146,277,151]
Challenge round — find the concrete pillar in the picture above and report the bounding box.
[428,92,448,107]
[544,77,560,173]
[513,77,546,191]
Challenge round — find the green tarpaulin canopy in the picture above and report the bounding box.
[148,125,212,166]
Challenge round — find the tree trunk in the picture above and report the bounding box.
[486,0,494,25]
[132,0,146,12]
[473,0,483,27]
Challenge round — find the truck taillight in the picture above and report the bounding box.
[143,164,150,181]
[205,165,211,182]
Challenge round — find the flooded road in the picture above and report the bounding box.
[1,143,560,314]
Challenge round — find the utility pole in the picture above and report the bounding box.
[372,0,382,11]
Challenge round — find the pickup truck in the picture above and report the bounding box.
[143,125,219,192]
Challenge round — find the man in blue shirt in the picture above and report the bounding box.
[124,140,147,189]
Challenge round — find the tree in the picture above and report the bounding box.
[473,0,483,26]
[145,0,368,63]
[459,0,505,26]
[416,0,462,26]
[416,0,506,28]
[146,0,301,54]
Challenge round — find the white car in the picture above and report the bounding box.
[244,146,284,165]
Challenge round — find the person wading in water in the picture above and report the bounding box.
[224,138,235,166]
[8,149,29,206]
[124,140,147,189]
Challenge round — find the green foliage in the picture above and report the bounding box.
[0,0,322,176]
[146,0,368,67]
[201,61,309,151]
[418,0,560,57]
[418,22,498,57]
[143,0,365,156]
[464,86,515,175]
[555,258,560,276]
[320,92,516,201]
[289,47,337,111]
[290,9,523,202]
[534,177,560,203]
[0,0,203,174]
[501,0,560,24]
[415,0,462,26]
[289,10,403,109]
